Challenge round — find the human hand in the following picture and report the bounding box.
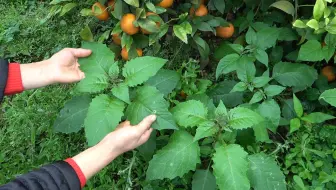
[71,115,156,180]
[48,48,92,83]
[99,115,156,155]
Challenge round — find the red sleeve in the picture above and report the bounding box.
[4,63,24,95]
[65,158,87,188]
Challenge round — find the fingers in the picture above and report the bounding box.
[136,115,156,134]
[138,128,153,145]
[70,48,92,58]
[116,121,130,129]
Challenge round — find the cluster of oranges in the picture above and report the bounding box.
[92,0,235,60]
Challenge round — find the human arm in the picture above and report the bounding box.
[0,48,91,99]
[0,115,156,190]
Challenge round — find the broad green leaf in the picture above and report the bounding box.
[293,94,303,117]
[214,0,225,14]
[138,19,159,33]
[249,91,263,104]
[293,175,307,190]
[216,54,240,80]
[298,40,324,61]
[256,27,280,50]
[145,69,180,96]
[272,62,318,87]
[173,24,188,43]
[270,1,294,17]
[80,25,93,42]
[257,99,280,132]
[126,86,177,130]
[108,62,119,78]
[264,85,285,97]
[85,95,125,146]
[213,42,243,60]
[248,153,286,190]
[122,56,166,87]
[231,82,247,93]
[306,19,319,30]
[246,27,257,45]
[293,20,307,28]
[197,22,213,32]
[138,131,156,161]
[314,0,325,21]
[77,42,115,93]
[253,122,269,142]
[282,99,296,120]
[237,56,256,82]
[124,0,139,7]
[172,100,208,128]
[192,169,216,190]
[208,81,244,108]
[121,33,133,50]
[301,112,335,123]
[255,49,268,66]
[253,76,270,88]
[146,2,156,12]
[194,121,218,142]
[60,3,77,16]
[215,100,227,117]
[111,83,130,104]
[111,0,123,20]
[319,88,336,107]
[228,107,263,129]
[54,95,91,133]
[212,144,250,190]
[278,27,298,41]
[146,130,200,180]
[290,118,301,133]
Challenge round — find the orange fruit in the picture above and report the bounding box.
[92,2,109,21]
[112,33,121,45]
[216,23,235,39]
[121,48,143,60]
[157,0,174,8]
[190,4,208,17]
[321,66,336,82]
[107,0,115,11]
[121,13,139,35]
[141,12,161,34]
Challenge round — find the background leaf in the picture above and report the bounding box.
[192,169,216,190]
[145,69,180,96]
[298,40,324,62]
[122,56,166,87]
[172,100,208,128]
[269,1,295,17]
[301,112,335,123]
[54,95,91,133]
[248,153,286,190]
[212,144,250,190]
[293,94,303,117]
[319,88,336,107]
[146,130,200,180]
[216,54,240,79]
[228,107,263,129]
[272,62,318,88]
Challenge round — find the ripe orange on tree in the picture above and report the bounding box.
[190,4,208,17]
[107,0,115,11]
[121,13,139,35]
[216,23,235,39]
[321,66,336,82]
[92,2,109,21]
[141,12,161,34]
[112,33,121,45]
[157,0,174,8]
[121,47,143,60]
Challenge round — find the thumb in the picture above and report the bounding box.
[71,48,92,58]
[137,115,156,133]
